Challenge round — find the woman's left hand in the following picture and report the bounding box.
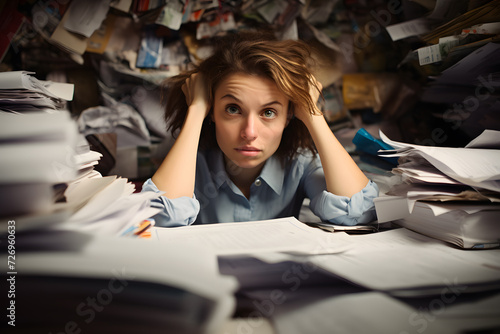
[294,75,323,124]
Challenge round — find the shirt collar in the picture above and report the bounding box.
[210,150,231,189]
[259,155,285,195]
[209,150,285,195]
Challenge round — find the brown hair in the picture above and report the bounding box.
[162,31,321,160]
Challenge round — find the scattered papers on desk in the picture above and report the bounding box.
[14,230,237,334]
[220,227,500,333]
[155,217,350,256]
[272,289,500,334]
[273,292,456,334]
[310,228,500,294]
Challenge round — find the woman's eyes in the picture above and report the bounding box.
[224,105,277,119]
[262,109,277,118]
[225,105,240,114]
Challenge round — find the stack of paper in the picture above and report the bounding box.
[57,175,162,236]
[12,229,237,334]
[0,111,79,226]
[0,71,74,112]
[378,129,500,196]
[0,93,162,238]
[374,130,500,248]
[72,134,104,182]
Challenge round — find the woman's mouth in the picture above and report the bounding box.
[235,146,261,157]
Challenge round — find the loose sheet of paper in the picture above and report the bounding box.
[64,0,111,38]
[155,217,349,256]
[273,292,457,334]
[310,228,500,292]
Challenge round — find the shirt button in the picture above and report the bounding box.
[254,179,262,186]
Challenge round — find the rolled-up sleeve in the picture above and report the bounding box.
[309,180,379,226]
[141,178,200,227]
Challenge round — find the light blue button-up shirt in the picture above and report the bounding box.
[142,149,379,227]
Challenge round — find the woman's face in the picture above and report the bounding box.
[213,72,289,174]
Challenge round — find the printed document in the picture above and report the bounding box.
[155,217,349,256]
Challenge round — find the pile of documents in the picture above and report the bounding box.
[0,110,163,238]
[0,69,161,236]
[57,175,162,237]
[374,129,500,248]
[0,70,74,112]
[12,229,237,334]
[0,110,80,224]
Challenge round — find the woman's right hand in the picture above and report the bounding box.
[182,73,210,117]
[152,73,209,199]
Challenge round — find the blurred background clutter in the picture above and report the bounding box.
[2,0,499,183]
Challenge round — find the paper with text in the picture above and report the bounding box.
[155,217,349,256]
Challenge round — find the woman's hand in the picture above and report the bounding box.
[182,73,210,117]
[152,73,209,199]
[294,74,323,124]
[294,75,369,198]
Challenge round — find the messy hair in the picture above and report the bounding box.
[162,31,322,160]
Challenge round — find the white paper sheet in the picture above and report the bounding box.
[310,228,500,292]
[58,177,162,236]
[64,0,111,38]
[273,292,456,334]
[155,217,350,256]
[465,129,500,149]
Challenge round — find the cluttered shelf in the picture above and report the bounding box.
[1,0,500,333]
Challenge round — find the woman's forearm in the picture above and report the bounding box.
[304,114,369,198]
[151,107,206,198]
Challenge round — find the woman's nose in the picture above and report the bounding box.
[241,115,257,141]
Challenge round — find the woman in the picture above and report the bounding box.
[142,31,378,227]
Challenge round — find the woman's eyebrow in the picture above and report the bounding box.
[220,94,283,107]
[220,94,241,103]
[262,101,283,107]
